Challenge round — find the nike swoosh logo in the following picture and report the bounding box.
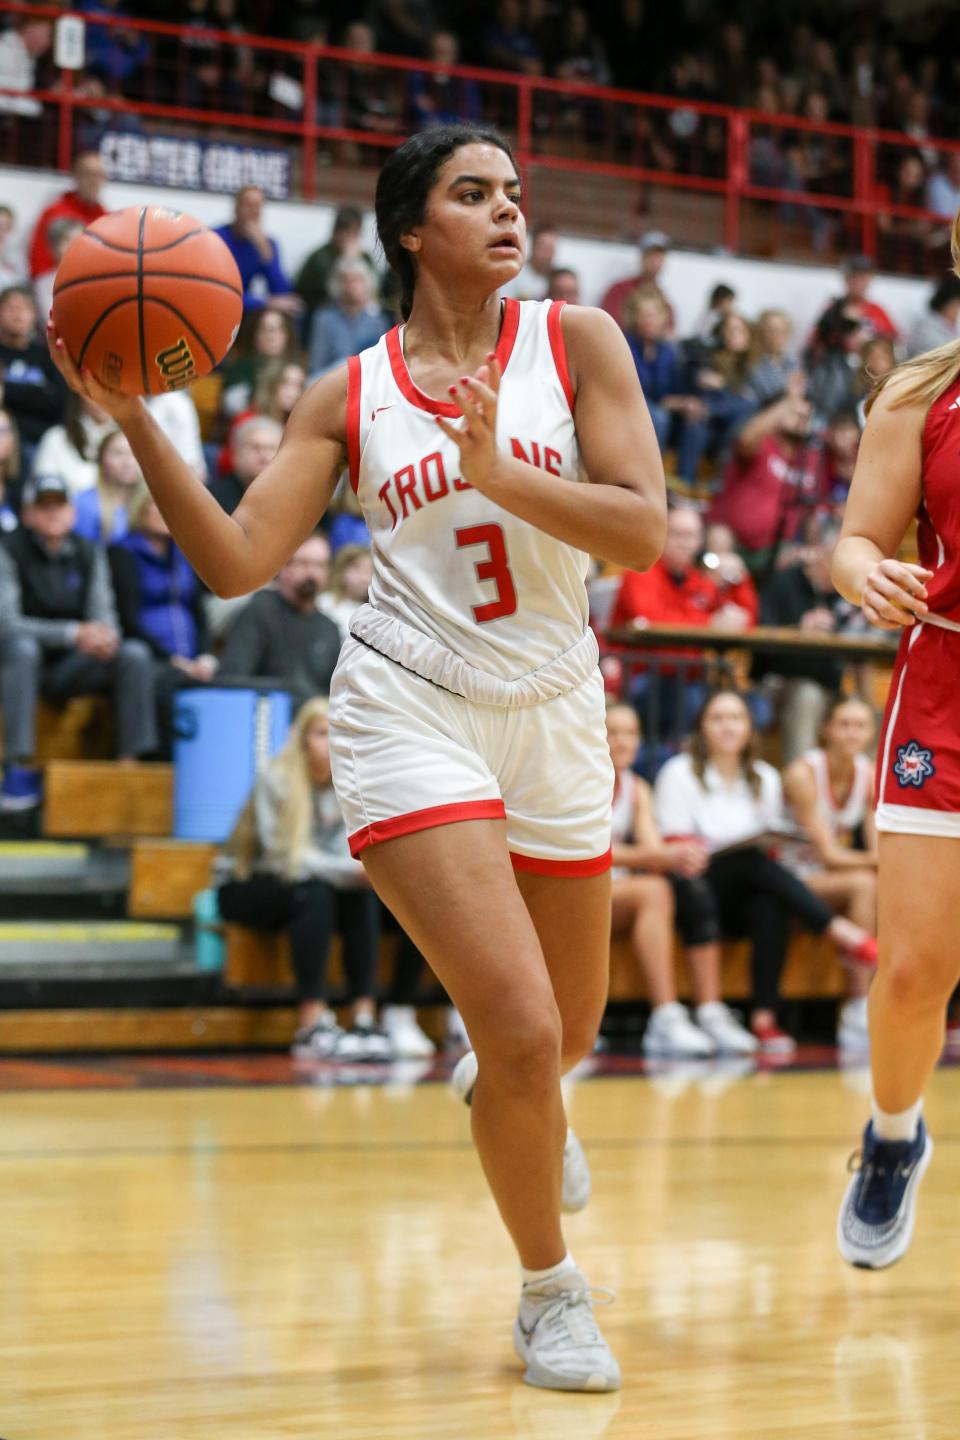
[371,405,394,420]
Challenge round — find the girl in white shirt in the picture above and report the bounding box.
[655,688,874,1054]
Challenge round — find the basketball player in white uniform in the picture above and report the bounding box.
[47,123,667,1393]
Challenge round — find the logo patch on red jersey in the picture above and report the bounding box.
[893,740,936,789]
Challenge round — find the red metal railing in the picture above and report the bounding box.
[1,0,958,270]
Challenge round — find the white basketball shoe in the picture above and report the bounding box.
[514,1267,621,1392]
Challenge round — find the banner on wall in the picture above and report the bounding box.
[98,132,291,199]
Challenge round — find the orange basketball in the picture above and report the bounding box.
[51,205,244,397]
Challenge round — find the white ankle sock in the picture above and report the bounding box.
[521,1252,576,1288]
[872,1098,922,1143]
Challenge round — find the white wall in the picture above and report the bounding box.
[2,164,933,341]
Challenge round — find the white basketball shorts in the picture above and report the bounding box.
[328,638,614,875]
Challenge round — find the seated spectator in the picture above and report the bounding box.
[480,0,543,75]
[0,204,27,288]
[601,231,674,330]
[547,267,580,304]
[782,696,879,1050]
[854,334,896,410]
[805,301,863,425]
[502,223,557,301]
[609,504,757,751]
[0,16,51,120]
[549,5,611,86]
[214,186,300,318]
[318,542,373,639]
[408,30,480,132]
[217,698,388,1060]
[219,308,303,418]
[0,406,21,531]
[710,382,827,570]
[31,392,114,497]
[294,207,377,334]
[819,408,861,511]
[692,311,761,461]
[781,88,847,251]
[29,152,108,284]
[0,284,68,463]
[925,149,960,220]
[693,282,736,342]
[108,483,216,756]
[606,702,757,1058]
[73,430,141,545]
[339,21,402,136]
[73,65,147,153]
[0,474,157,809]
[369,0,437,58]
[876,152,934,274]
[624,290,707,483]
[815,255,897,345]
[205,416,283,636]
[748,308,801,407]
[307,259,391,379]
[33,218,84,326]
[654,688,876,1054]
[218,359,305,477]
[753,522,863,761]
[77,0,149,94]
[327,476,371,553]
[218,531,341,711]
[907,274,960,357]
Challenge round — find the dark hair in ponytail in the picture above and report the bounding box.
[375,124,518,321]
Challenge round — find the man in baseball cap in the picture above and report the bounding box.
[600,230,676,330]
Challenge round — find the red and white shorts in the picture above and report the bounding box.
[876,619,960,837]
[328,638,614,874]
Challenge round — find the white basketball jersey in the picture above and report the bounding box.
[346,298,589,681]
[801,747,871,840]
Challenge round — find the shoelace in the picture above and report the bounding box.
[847,1147,918,1224]
[526,1287,614,1352]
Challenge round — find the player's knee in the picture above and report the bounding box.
[882,947,955,1012]
[477,1009,562,1091]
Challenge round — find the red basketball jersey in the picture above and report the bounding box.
[917,377,960,624]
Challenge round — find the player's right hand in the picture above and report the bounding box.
[46,319,144,426]
[861,558,933,630]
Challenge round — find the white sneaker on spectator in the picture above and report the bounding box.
[450,1050,590,1213]
[334,1018,392,1061]
[380,1005,436,1058]
[514,1268,620,1392]
[642,1002,717,1058]
[838,996,870,1050]
[695,1001,759,1055]
[291,1014,344,1058]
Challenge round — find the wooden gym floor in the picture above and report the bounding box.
[1,1053,958,1440]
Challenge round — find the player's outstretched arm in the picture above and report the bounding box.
[47,321,347,598]
[436,306,667,571]
[832,381,932,630]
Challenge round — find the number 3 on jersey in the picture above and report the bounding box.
[454,523,518,624]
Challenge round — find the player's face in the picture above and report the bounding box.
[824,702,874,759]
[605,707,640,770]
[413,144,525,292]
[701,694,752,759]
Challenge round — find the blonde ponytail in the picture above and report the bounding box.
[866,208,960,415]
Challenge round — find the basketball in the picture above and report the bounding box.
[51,206,243,397]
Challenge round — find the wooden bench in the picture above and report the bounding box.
[128,839,218,918]
[44,761,173,838]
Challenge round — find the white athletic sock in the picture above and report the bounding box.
[521,1252,576,1288]
[872,1098,922,1143]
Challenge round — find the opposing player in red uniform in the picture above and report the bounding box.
[833,214,960,1269]
[47,124,666,1390]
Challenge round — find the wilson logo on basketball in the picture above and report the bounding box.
[155,337,197,390]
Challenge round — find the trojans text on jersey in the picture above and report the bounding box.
[377,438,564,529]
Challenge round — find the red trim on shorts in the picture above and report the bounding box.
[510,848,613,877]
[349,799,506,855]
[385,298,521,418]
[346,354,362,493]
[547,300,575,412]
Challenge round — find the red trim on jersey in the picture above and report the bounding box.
[346,355,362,493]
[547,300,575,412]
[385,298,522,418]
[510,848,613,877]
[348,799,506,855]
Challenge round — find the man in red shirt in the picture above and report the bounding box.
[600,231,675,332]
[814,254,898,345]
[607,504,758,760]
[29,152,109,282]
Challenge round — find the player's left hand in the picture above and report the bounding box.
[435,355,501,492]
